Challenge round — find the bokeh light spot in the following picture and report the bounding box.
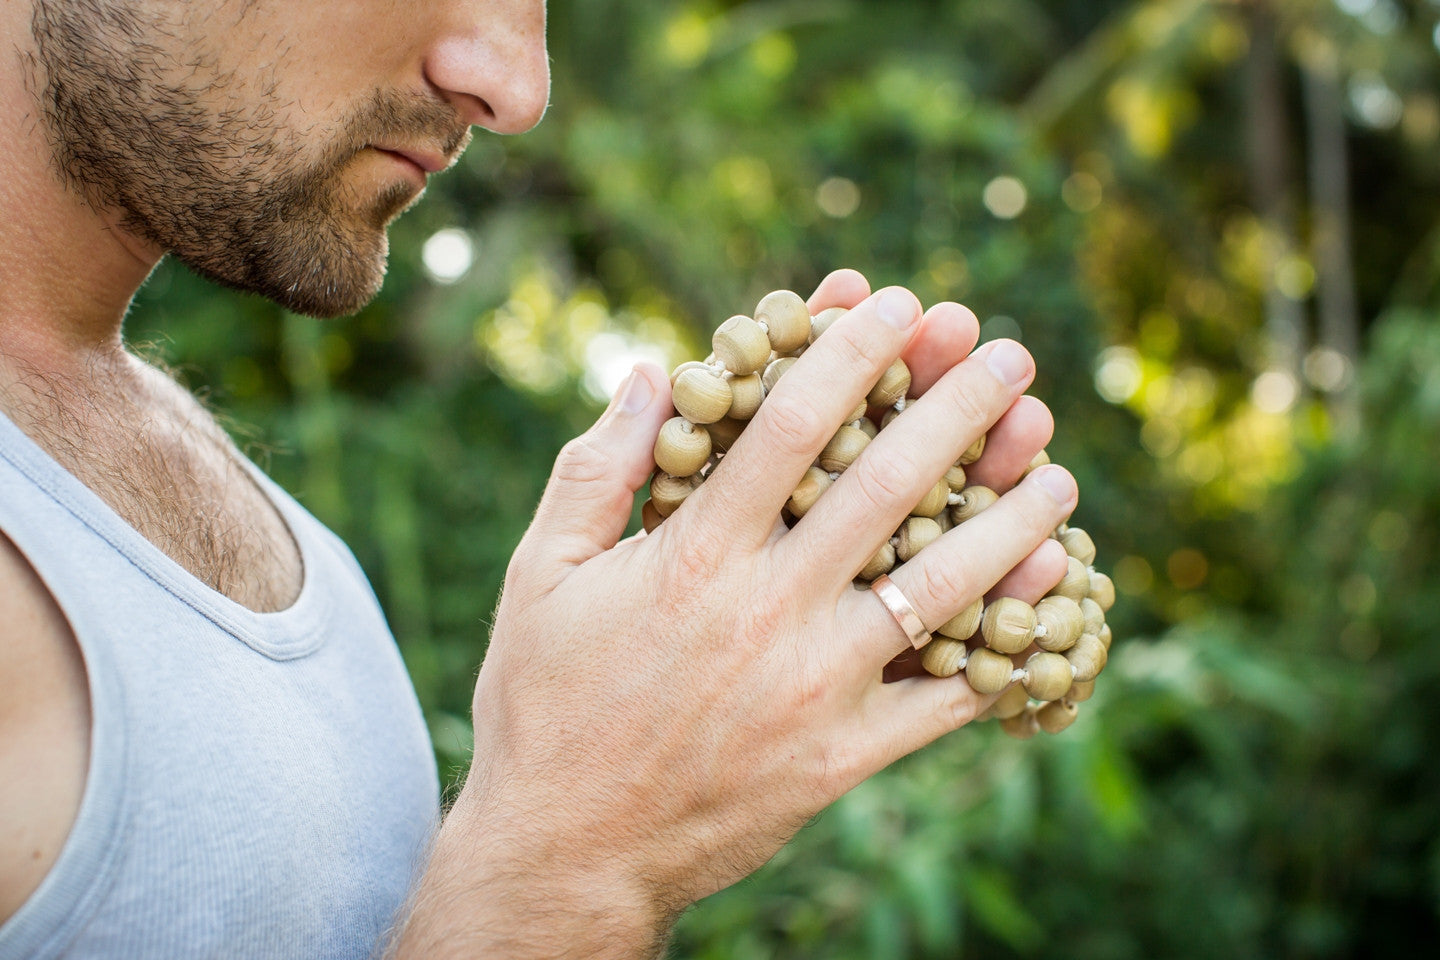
[1167,548,1209,590]
[816,177,862,218]
[1061,172,1102,212]
[1094,346,1143,404]
[422,228,475,285]
[1114,555,1154,596]
[1252,369,1299,414]
[1303,347,1353,393]
[982,176,1028,219]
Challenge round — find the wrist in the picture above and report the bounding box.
[388,777,676,960]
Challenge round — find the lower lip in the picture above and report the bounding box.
[375,149,427,181]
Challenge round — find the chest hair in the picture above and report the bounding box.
[0,352,303,613]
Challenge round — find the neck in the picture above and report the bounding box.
[0,7,163,380]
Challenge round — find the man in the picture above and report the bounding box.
[0,2,1076,957]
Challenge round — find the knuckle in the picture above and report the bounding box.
[850,453,919,515]
[664,515,731,588]
[550,434,613,488]
[920,557,976,617]
[827,324,877,372]
[759,392,826,459]
[944,692,983,730]
[946,376,997,432]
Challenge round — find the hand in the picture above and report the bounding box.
[391,271,1077,959]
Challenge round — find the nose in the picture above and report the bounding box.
[424,1,550,135]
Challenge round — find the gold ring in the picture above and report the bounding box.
[870,574,931,650]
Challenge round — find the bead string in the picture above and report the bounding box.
[644,290,1117,738]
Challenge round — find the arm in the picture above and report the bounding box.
[387,271,1075,958]
[0,532,91,926]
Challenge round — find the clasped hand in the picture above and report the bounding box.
[457,269,1077,929]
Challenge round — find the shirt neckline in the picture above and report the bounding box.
[0,407,331,661]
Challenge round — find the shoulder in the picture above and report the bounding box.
[0,530,91,926]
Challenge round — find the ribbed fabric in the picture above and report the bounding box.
[0,410,439,959]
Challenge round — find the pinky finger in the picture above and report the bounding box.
[863,674,1001,766]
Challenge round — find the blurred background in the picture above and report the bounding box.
[125,0,1440,956]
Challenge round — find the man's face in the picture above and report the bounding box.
[30,0,549,317]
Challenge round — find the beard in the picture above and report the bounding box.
[28,1,471,317]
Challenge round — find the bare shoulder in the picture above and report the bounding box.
[0,531,91,926]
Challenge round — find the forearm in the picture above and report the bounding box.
[385,786,675,960]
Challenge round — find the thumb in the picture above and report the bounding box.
[517,363,671,584]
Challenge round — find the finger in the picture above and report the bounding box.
[861,669,998,766]
[514,364,672,592]
[881,539,1068,681]
[806,268,871,312]
[987,538,1069,604]
[839,464,1079,666]
[781,339,1035,576]
[690,287,923,547]
[899,302,980,396]
[963,395,1054,494]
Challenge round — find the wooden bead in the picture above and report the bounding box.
[911,479,949,518]
[1022,652,1074,702]
[854,417,879,439]
[981,597,1038,654]
[727,373,764,420]
[755,290,812,352]
[819,424,870,472]
[670,360,712,386]
[934,510,954,533]
[895,517,942,562]
[1000,708,1040,740]
[951,485,999,524]
[943,464,967,493]
[1097,623,1113,650]
[846,399,869,423]
[921,638,969,678]
[867,359,912,408]
[654,418,711,477]
[1067,679,1096,703]
[1059,527,1097,565]
[881,405,904,429]
[706,417,745,453]
[965,647,1015,695]
[959,433,987,465]
[762,356,797,393]
[858,541,896,581]
[990,683,1030,720]
[936,596,983,640]
[1066,633,1108,682]
[641,499,663,534]
[1033,596,1084,653]
[809,306,847,343]
[650,473,698,517]
[1080,597,1105,636]
[787,466,832,518]
[672,367,732,424]
[1050,556,1091,603]
[1037,699,1078,734]
[1088,570,1116,612]
[1022,449,1050,477]
[712,315,771,375]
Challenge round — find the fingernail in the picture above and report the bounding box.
[985,340,1029,387]
[876,288,919,330]
[616,369,654,415]
[1033,465,1077,505]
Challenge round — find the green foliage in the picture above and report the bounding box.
[120,0,1440,955]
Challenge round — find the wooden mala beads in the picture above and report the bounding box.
[643,290,1118,740]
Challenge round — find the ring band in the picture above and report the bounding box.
[870,574,931,650]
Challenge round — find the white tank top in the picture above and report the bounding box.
[0,410,439,959]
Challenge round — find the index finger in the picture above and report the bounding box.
[690,287,923,548]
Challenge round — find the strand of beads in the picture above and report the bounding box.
[643,291,1116,738]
